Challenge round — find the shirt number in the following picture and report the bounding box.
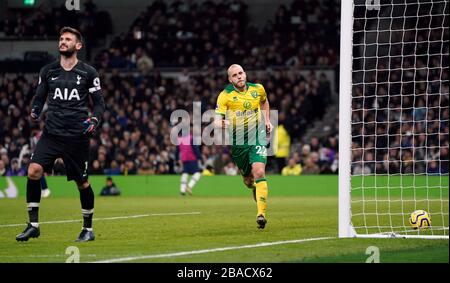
[255,146,267,157]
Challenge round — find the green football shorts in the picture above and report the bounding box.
[231,144,267,177]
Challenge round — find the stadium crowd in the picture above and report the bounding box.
[351,1,449,175]
[0,0,112,60]
[93,0,339,70]
[0,67,334,176]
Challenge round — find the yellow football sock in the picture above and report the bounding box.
[255,178,268,217]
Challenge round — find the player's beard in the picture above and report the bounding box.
[233,80,246,90]
[59,46,76,58]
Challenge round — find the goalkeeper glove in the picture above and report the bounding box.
[30,106,41,122]
[82,117,99,134]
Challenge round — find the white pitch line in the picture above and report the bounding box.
[0,212,201,228]
[92,236,335,263]
[0,254,97,258]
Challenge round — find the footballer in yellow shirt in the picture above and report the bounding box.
[215,64,273,229]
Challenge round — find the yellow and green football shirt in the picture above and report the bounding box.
[215,82,267,146]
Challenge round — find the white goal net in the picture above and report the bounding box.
[339,0,449,238]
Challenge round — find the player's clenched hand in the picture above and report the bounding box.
[30,106,41,122]
[266,121,273,134]
[82,117,99,134]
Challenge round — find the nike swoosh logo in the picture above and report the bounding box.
[51,77,58,80]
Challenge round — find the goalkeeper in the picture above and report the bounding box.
[16,27,105,242]
[215,64,272,229]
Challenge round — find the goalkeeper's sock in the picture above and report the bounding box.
[187,172,201,190]
[180,173,188,193]
[79,185,94,229]
[255,178,268,217]
[26,178,41,225]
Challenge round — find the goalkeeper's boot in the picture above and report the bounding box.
[16,223,40,241]
[256,215,267,229]
[76,228,95,242]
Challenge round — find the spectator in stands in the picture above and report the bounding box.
[104,160,121,176]
[281,158,302,176]
[224,162,238,176]
[52,158,66,175]
[352,163,371,175]
[108,49,130,69]
[427,160,440,175]
[318,147,335,174]
[133,47,154,73]
[88,159,102,175]
[274,114,291,173]
[402,151,414,174]
[202,165,215,176]
[302,156,320,175]
[6,158,26,176]
[440,147,449,174]
[138,161,155,175]
[122,160,138,175]
[299,144,311,166]
[0,160,6,176]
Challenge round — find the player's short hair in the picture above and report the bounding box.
[227,64,244,77]
[60,27,83,43]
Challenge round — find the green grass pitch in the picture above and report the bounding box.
[0,175,448,263]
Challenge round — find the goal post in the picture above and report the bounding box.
[339,0,356,238]
[339,0,449,239]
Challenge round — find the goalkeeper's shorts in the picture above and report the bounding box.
[30,129,90,183]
